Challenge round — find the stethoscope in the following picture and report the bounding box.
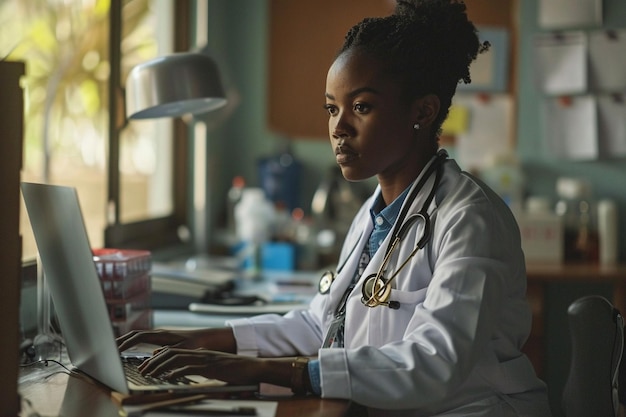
[318,150,448,310]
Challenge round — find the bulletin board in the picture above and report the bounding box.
[267,0,394,139]
[268,0,519,139]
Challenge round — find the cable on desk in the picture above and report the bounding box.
[19,359,73,378]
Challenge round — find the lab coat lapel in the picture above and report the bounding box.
[344,172,440,346]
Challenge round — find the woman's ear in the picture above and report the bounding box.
[411,94,440,128]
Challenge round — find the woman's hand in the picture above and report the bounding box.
[137,348,295,388]
[116,328,237,353]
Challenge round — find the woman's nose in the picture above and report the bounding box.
[330,114,351,139]
[332,127,348,139]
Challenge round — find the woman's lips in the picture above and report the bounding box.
[335,147,358,164]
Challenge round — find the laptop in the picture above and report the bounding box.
[21,182,258,398]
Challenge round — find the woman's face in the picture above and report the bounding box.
[325,50,431,183]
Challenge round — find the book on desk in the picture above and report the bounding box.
[152,264,318,315]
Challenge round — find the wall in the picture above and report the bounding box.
[517,0,626,262]
[517,1,626,414]
[204,0,626,254]
[204,0,335,238]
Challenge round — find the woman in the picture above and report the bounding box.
[118,1,551,415]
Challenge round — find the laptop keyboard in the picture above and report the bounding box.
[122,356,192,386]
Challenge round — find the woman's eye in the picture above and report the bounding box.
[354,103,371,113]
[323,104,338,116]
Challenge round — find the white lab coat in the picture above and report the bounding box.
[228,158,552,417]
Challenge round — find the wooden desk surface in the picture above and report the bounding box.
[19,367,350,417]
[526,262,626,281]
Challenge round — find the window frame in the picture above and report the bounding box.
[104,0,194,255]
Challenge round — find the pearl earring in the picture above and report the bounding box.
[413,123,420,130]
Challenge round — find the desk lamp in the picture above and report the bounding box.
[32,51,228,364]
[123,49,229,254]
[125,51,227,119]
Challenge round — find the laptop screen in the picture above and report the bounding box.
[21,182,130,394]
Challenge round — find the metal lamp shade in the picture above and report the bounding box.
[125,52,227,120]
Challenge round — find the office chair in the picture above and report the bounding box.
[562,295,624,417]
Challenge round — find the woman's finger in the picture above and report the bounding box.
[139,347,195,374]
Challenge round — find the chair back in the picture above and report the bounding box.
[562,295,624,417]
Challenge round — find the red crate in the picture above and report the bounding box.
[93,248,152,281]
[107,291,151,321]
[93,249,152,300]
[101,272,150,300]
[111,309,153,338]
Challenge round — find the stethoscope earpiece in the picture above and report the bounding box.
[319,270,336,294]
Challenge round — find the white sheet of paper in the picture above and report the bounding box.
[597,94,626,157]
[589,30,626,91]
[543,95,598,160]
[538,0,602,29]
[533,32,587,95]
[453,94,514,171]
[140,400,278,417]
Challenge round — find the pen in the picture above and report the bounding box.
[155,405,257,415]
[124,395,207,417]
[275,280,314,287]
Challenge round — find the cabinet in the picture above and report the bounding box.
[268,0,518,139]
[525,263,626,377]
[0,60,25,416]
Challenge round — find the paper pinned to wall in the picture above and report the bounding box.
[533,32,587,95]
[543,95,598,160]
[538,0,602,29]
[453,94,514,172]
[441,104,470,136]
[589,30,626,91]
[597,94,626,157]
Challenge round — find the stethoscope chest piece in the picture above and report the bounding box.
[319,271,336,294]
[361,273,392,307]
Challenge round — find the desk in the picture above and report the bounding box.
[524,263,626,378]
[524,263,626,415]
[18,366,350,417]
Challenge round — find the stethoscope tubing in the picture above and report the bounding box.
[321,150,448,312]
[362,150,447,308]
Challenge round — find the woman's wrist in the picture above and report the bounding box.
[290,357,310,395]
[188,328,237,352]
[255,357,312,395]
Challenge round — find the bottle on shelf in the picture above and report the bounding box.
[554,177,599,264]
[234,187,275,278]
[597,199,618,266]
[226,175,246,236]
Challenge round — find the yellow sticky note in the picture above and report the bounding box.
[441,105,469,135]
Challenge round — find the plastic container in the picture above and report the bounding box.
[234,188,276,277]
[518,196,563,264]
[597,199,618,266]
[226,175,245,235]
[555,178,598,263]
[235,188,275,244]
[258,149,302,212]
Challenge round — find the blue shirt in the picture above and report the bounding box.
[307,186,410,395]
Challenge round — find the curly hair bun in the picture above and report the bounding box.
[337,0,489,137]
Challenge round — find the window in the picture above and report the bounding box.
[1,0,193,261]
